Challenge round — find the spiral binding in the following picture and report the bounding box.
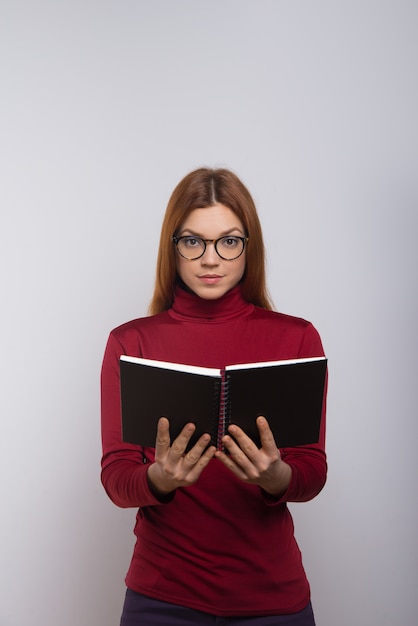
[212,378,221,449]
[215,372,231,450]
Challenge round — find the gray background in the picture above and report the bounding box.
[1,1,417,625]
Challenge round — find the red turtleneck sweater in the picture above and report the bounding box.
[101,285,327,617]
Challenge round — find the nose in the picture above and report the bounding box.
[201,241,220,265]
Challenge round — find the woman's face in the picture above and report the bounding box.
[175,203,246,300]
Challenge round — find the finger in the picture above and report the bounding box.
[183,433,212,466]
[215,447,248,481]
[227,424,260,460]
[256,416,278,451]
[155,417,171,451]
[185,443,216,479]
[222,431,258,473]
[169,422,196,458]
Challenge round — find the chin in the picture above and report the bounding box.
[194,285,231,300]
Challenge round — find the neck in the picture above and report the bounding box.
[169,283,254,323]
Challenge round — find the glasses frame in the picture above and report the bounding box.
[172,235,248,261]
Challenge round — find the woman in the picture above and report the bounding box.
[101,167,327,625]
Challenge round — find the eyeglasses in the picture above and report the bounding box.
[172,235,248,261]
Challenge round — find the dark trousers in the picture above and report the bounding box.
[120,589,316,626]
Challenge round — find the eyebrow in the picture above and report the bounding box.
[178,227,245,238]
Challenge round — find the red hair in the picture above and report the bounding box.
[149,168,273,314]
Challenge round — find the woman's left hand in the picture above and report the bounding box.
[215,416,292,498]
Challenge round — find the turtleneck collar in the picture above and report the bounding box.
[169,284,254,323]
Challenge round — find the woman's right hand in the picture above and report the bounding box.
[147,417,216,498]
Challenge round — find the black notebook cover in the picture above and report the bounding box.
[120,356,327,450]
[120,358,221,449]
[225,358,327,448]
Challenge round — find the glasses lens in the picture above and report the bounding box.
[177,236,205,259]
[216,236,245,260]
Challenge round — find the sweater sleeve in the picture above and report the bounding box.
[267,322,328,504]
[100,331,170,508]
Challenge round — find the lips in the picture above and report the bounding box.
[198,274,223,285]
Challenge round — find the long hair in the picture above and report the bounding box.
[148,167,273,314]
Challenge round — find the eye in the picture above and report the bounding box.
[220,236,240,248]
[183,236,203,248]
